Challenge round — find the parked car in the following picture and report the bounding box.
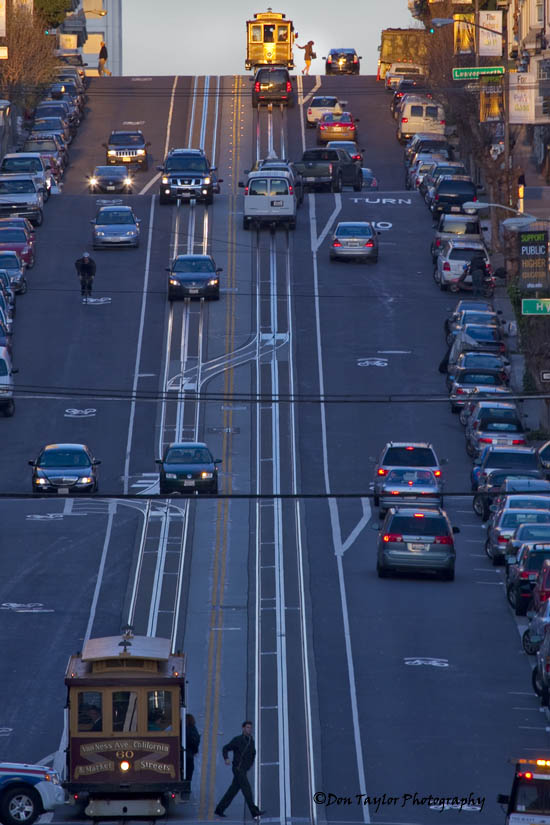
[430,175,477,216]
[472,445,543,491]
[376,506,459,580]
[406,153,446,190]
[0,175,44,226]
[326,140,364,163]
[404,133,452,166]
[421,161,468,203]
[445,309,502,344]
[385,62,424,91]
[397,97,445,143]
[485,509,550,564]
[507,542,550,615]
[530,558,550,615]
[0,153,53,199]
[449,369,510,412]
[0,226,35,268]
[433,240,490,291]
[523,597,550,655]
[431,213,484,262]
[532,622,550,703]
[0,250,27,295]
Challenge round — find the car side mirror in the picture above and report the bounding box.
[354,118,360,123]
[146,142,151,147]
[218,178,224,183]
[165,267,171,272]
[214,458,222,464]
[377,231,381,235]
[359,56,363,59]
[452,526,460,534]
[527,610,535,619]
[156,165,163,171]
[496,794,509,806]
[322,56,326,60]
[490,504,497,512]
[216,268,223,273]
[11,367,18,374]
[90,219,95,224]
[28,460,35,466]
[238,181,245,187]
[93,460,101,465]
[210,166,217,172]
[440,457,448,465]
[155,459,163,464]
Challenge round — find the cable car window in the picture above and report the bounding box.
[264,24,275,43]
[78,691,103,732]
[251,24,262,42]
[277,26,288,42]
[147,691,173,731]
[112,691,138,732]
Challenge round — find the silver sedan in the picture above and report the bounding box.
[329,221,379,262]
[378,468,443,515]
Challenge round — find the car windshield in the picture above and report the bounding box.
[0,180,35,194]
[109,133,144,145]
[336,225,372,237]
[312,97,338,107]
[502,512,550,528]
[386,469,436,486]
[458,373,499,385]
[165,447,212,464]
[461,356,501,371]
[34,119,63,129]
[39,449,90,468]
[173,257,215,273]
[37,106,67,118]
[388,515,448,536]
[526,551,550,571]
[482,419,522,432]
[435,166,467,179]
[449,248,485,262]
[166,157,209,172]
[94,167,125,176]
[97,210,135,225]
[23,140,57,152]
[443,219,480,234]
[0,229,27,243]
[0,254,19,269]
[302,150,338,161]
[383,447,436,466]
[325,113,352,123]
[1,158,41,173]
[512,777,550,814]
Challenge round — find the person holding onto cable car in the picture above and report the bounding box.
[185,714,200,785]
[214,721,265,819]
[296,39,315,75]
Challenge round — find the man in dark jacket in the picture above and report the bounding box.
[75,252,96,302]
[214,721,265,819]
[468,253,487,297]
[98,41,112,76]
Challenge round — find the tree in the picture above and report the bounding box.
[0,5,58,111]
[34,0,73,29]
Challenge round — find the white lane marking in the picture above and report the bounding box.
[199,75,210,151]
[211,76,221,162]
[476,581,504,585]
[36,752,55,765]
[314,193,342,251]
[307,179,370,825]
[123,196,156,494]
[139,75,178,196]
[132,77,152,81]
[187,75,199,145]
[300,75,322,107]
[341,499,372,554]
[378,350,411,354]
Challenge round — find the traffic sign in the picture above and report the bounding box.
[452,66,504,80]
[522,299,550,315]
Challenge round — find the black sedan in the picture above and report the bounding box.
[156,442,221,494]
[167,254,222,301]
[87,165,133,194]
[29,443,100,494]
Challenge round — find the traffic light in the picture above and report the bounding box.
[429,25,435,34]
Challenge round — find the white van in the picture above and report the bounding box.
[0,346,16,416]
[397,97,446,142]
[385,63,424,90]
[240,171,297,230]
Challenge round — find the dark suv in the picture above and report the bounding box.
[251,66,294,107]
[431,175,477,216]
[506,543,550,615]
[103,130,150,170]
[157,148,220,205]
[377,506,459,580]
[324,48,362,75]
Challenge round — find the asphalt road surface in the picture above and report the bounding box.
[0,73,539,825]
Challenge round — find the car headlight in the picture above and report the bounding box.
[10,273,21,283]
[35,477,47,485]
[136,149,146,155]
[169,278,179,285]
[45,773,60,785]
[89,177,97,186]
[165,473,177,479]
[200,472,213,479]
[161,176,169,184]
[0,387,9,394]
[107,149,117,156]
[126,229,137,236]
[124,177,132,185]
[203,177,211,185]
[208,278,219,286]
[95,230,105,236]
[77,476,93,484]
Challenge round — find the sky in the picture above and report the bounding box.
[121,0,414,77]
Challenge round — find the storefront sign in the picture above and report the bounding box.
[479,75,504,122]
[518,230,549,290]
[479,10,502,57]
[454,13,474,55]
[509,72,536,124]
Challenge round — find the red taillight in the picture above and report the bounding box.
[405,447,414,451]
[383,534,403,542]
[499,342,506,353]
[328,163,333,174]
[332,240,342,247]
[525,771,534,779]
[455,388,465,394]
[327,55,332,63]
[440,120,446,125]
[378,468,388,476]
[434,535,452,545]
[286,81,292,93]
[391,490,400,495]
[244,186,249,196]
[364,240,374,248]
[307,108,312,114]
[288,184,293,194]
[519,570,531,579]
[434,194,439,201]
[352,154,361,161]
[319,124,326,130]
[498,536,509,543]
[371,178,378,186]
[443,262,451,271]
[433,469,441,477]
[473,195,477,202]
[512,438,525,444]
[401,117,408,123]
[353,54,358,63]
[435,239,441,247]
[473,421,479,429]
[413,513,424,518]
[254,81,260,92]
[478,437,493,444]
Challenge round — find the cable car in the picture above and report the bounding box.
[245,9,297,71]
[63,630,187,818]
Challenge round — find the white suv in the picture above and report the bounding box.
[433,240,490,291]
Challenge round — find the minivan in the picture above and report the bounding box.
[239,171,296,230]
[0,345,16,416]
[397,98,446,142]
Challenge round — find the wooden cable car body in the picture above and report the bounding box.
[245,9,297,71]
[63,633,186,818]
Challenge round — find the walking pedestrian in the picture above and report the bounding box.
[296,40,315,75]
[469,252,487,297]
[185,714,200,786]
[98,41,112,77]
[75,251,96,303]
[214,721,265,820]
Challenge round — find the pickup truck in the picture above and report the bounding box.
[294,148,362,193]
[0,762,65,825]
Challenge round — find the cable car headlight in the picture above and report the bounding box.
[119,760,131,772]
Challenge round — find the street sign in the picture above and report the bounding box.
[522,299,550,315]
[452,66,504,80]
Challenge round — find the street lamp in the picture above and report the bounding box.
[85,9,107,16]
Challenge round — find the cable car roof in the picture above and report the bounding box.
[81,635,172,662]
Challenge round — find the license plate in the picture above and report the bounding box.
[348,242,360,247]
[529,573,538,580]
[408,542,429,552]
[107,185,115,190]
[57,487,69,494]
[305,176,316,182]
[451,206,460,212]
[271,200,283,207]
[188,289,199,294]
[184,480,195,487]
